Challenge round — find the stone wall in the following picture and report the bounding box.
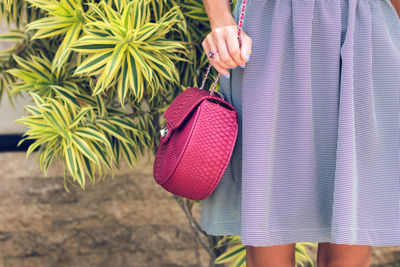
[0,152,209,267]
[1,151,400,267]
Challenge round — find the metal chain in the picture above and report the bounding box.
[199,0,248,97]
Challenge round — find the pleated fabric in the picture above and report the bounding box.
[200,0,400,246]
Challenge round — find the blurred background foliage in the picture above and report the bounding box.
[0,0,316,265]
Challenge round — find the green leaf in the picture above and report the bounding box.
[214,244,246,264]
[74,51,113,74]
[96,119,132,144]
[71,36,119,53]
[64,139,78,179]
[48,98,71,127]
[126,51,141,102]
[39,146,56,176]
[72,134,100,167]
[74,126,111,148]
[101,42,128,90]
[91,141,113,171]
[52,22,83,70]
[119,140,138,168]
[117,54,130,106]
[82,153,96,183]
[42,110,64,132]
[12,54,50,81]
[107,117,141,134]
[0,31,26,41]
[68,107,92,129]
[50,85,81,107]
[75,150,86,188]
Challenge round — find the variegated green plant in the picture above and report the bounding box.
[7,53,87,98]
[0,0,43,27]
[23,0,88,70]
[1,0,193,188]
[71,0,189,105]
[0,29,27,106]
[15,89,151,190]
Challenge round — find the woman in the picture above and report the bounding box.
[200,0,400,266]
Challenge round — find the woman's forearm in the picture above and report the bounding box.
[202,0,236,29]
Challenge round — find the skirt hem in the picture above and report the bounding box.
[200,219,400,247]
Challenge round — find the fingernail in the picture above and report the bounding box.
[245,53,251,61]
[223,73,230,79]
[240,64,246,68]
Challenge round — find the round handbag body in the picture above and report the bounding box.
[153,87,238,200]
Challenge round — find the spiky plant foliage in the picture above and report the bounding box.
[0,0,193,189]
[0,0,43,27]
[71,1,187,103]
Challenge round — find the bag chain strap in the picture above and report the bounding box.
[199,0,248,97]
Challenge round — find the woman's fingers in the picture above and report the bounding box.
[213,26,238,69]
[202,33,230,77]
[201,25,253,77]
[226,29,245,67]
[239,31,252,63]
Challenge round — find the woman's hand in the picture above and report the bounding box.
[202,24,252,79]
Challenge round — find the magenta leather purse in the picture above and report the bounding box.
[152,0,248,200]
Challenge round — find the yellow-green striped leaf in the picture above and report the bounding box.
[117,54,130,106]
[64,139,78,179]
[0,31,26,41]
[75,150,86,188]
[214,244,246,264]
[74,51,113,74]
[69,106,92,129]
[72,134,100,167]
[96,119,132,144]
[107,117,141,134]
[101,42,128,90]
[74,126,111,147]
[91,141,113,170]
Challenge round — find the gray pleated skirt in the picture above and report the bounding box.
[200,0,400,246]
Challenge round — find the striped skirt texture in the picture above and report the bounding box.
[200,0,400,246]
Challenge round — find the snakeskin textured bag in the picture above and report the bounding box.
[152,0,248,200]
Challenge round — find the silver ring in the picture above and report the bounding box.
[208,50,217,59]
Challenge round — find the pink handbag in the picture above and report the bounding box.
[152,0,248,200]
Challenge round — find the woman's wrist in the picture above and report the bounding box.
[210,12,237,30]
[203,0,236,30]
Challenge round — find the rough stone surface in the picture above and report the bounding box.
[0,151,400,267]
[0,151,209,267]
